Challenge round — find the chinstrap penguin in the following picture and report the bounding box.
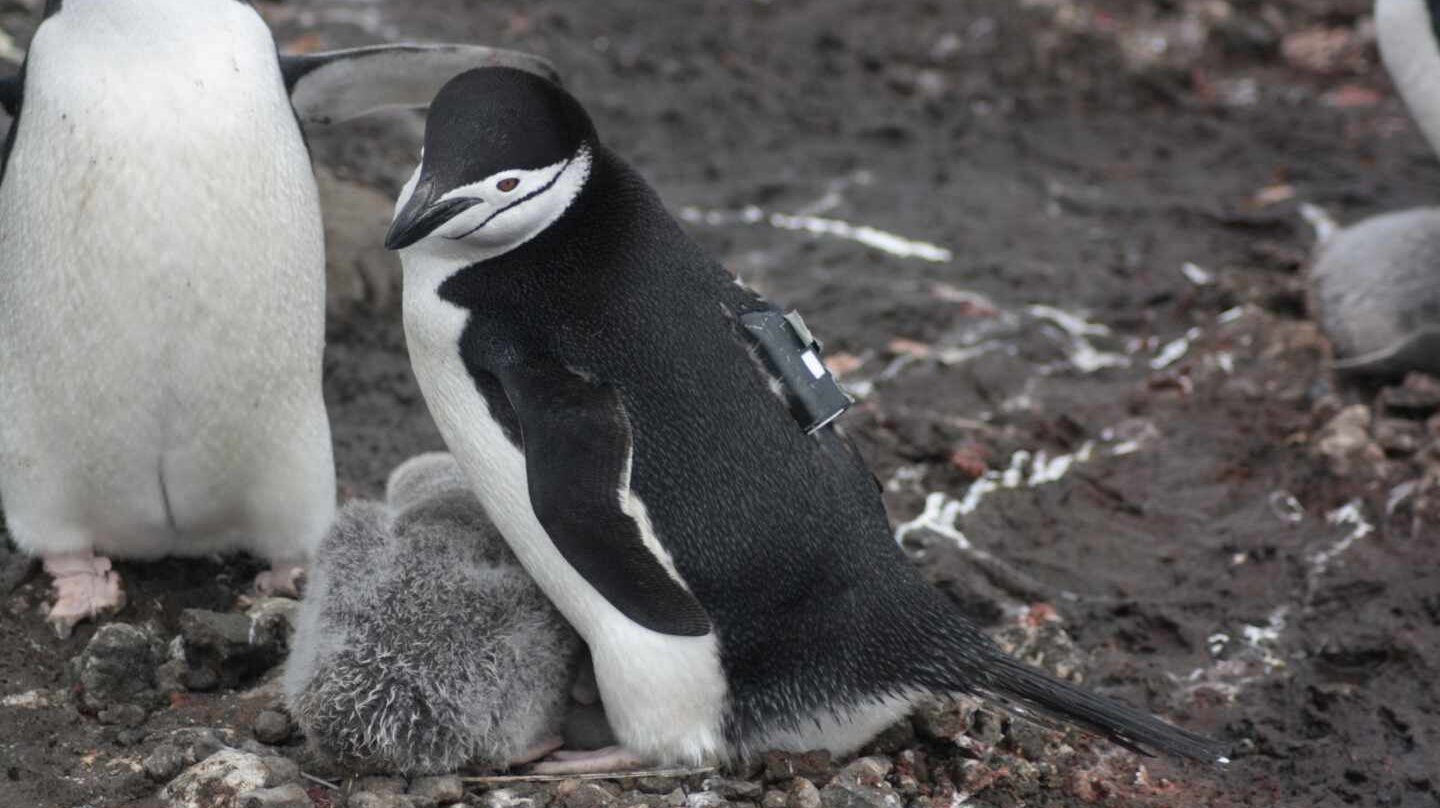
[386,68,1227,772]
[1308,0,1440,377]
[285,452,583,774]
[0,0,555,635]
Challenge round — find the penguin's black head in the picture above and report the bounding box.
[385,68,597,253]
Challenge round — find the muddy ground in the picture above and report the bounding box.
[1,0,1438,806]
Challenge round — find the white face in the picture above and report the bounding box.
[392,145,592,271]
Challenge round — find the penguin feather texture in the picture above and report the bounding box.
[284,452,581,774]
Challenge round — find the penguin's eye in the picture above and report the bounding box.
[497,178,520,192]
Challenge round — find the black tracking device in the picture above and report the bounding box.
[739,308,853,434]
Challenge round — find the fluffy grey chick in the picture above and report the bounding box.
[284,452,582,774]
[1307,0,1440,378]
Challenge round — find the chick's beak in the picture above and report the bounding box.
[385,180,481,251]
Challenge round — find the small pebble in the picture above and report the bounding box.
[684,792,727,808]
[254,709,294,745]
[98,703,147,727]
[237,783,315,808]
[702,778,763,800]
[349,794,404,808]
[354,776,404,795]
[409,775,464,805]
[143,744,186,782]
[763,751,835,785]
[785,779,821,808]
[260,754,301,787]
[557,782,617,808]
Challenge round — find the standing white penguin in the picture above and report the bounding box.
[0,0,555,636]
[1308,0,1440,376]
[387,68,1225,773]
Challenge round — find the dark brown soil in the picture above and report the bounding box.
[2,1,1438,806]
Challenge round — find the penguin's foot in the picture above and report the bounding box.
[255,563,307,598]
[506,735,565,768]
[43,552,126,639]
[529,745,648,775]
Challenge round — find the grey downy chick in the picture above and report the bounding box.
[284,452,582,774]
[1308,0,1440,378]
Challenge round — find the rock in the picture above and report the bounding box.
[761,791,786,808]
[167,727,237,763]
[97,703,148,727]
[862,719,914,756]
[1380,374,1440,419]
[1314,405,1387,478]
[155,658,189,695]
[409,775,465,805]
[237,783,314,808]
[785,779,821,808]
[557,781,618,808]
[483,788,544,808]
[763,750,836,785]
[1375,418,1425,456]
[247,597,301,646]
[702,778,763,801]
[161,749,270,808]
[260,755,300,787]
[317,167,404,316]
[634,776,688,794]
[992,610,1086,682]
[349,794,405,808]
[830,758,891,789]
[358,776,408,795]
[183,664,220,692]
[253,709,293,745]
[75,622,161,710]
[115,727,148,746]
[179,608,287,688]
[818,758,899,808]
[144,744,187,782]
[683,793,727,808]
[911,696,975,743]
[0,538,36,596]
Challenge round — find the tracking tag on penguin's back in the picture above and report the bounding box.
[739,308,853,434]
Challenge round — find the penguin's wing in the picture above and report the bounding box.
[280,44,559,127]
[496,362,713,638]
[0,74,19,118]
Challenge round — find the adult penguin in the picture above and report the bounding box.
[0,0,555,636]
[386,68,1225,772]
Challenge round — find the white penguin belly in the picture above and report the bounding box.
[403,281,729,765]
[0,0,334,561]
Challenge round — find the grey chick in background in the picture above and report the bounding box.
[284,452,583,774]
[1307,0,1440,378]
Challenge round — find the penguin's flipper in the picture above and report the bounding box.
[280,45,559,127]
[497,363,712,638]
[0,74,20,117]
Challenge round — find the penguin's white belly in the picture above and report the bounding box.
[403,283,729,764]
[0,5,334,560]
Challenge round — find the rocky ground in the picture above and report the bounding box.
[2,0,1439,806]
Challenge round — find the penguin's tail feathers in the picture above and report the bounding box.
[970,652,1229,764]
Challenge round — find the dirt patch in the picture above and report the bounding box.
[2,0,1438,806]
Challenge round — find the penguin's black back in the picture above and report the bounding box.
[437,145,963,744]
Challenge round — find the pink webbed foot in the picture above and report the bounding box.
[43,552,126,639]
[254,563,307,598]
[529,745,649,775]
[505,735,565,768]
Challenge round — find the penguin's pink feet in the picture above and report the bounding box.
[43,551,126,639]
[254,563,307,598]
[529,745,648,775]
[506,735,565,768]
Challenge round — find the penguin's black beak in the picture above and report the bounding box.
[385,183,480,251]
